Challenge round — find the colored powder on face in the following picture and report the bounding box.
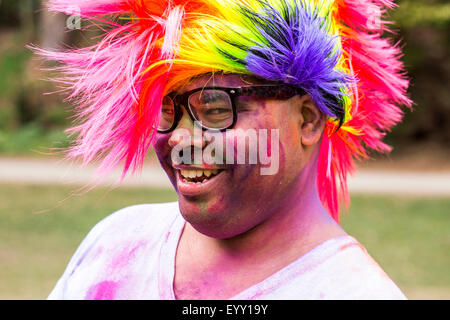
[266,132,272,158]
[85,280,120,300]
[204,194,226,213]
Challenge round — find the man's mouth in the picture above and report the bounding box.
[175,167,227,197]
[179,169,223,184]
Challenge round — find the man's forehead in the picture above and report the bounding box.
[173,72,277,94]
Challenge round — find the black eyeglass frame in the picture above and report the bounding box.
[157,85,307,133]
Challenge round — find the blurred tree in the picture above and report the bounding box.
[0,0,21,28]
[0,0,70,138]
[386,0,450,151]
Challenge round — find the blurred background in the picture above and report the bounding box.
[0,0,449,299]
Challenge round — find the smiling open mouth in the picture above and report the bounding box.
[179,169,223,183]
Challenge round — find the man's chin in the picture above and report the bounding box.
[178,195,225,218]
[178,198,232,233]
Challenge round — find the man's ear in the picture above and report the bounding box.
[297,95,326,147]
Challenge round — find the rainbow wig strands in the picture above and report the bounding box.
[34,0,411,222]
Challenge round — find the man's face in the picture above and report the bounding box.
[154,73,314,239]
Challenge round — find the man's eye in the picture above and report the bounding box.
[236,105,251,112]
[204,108,231,115]
[162,109,174,115]
[235,97,255,112]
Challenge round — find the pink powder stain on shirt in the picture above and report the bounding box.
[84,241,147,300]
[85,281,119,300]
[109,240,147,270]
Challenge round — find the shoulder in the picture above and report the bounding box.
[312,236,407,300]
[68,201,179,249]
[76,201,180,256]
[232,235,406,300]
[90,201,180,238]
[47,201,180,299]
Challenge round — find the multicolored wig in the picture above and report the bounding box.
[35,0,411,222]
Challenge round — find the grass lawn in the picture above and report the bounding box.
[0,183,448,299]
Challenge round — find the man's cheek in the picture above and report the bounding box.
[153,133,170,154]
[258,129,280,176]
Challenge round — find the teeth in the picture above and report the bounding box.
[180,169,221,180]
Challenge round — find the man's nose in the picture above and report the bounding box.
[167,107,206,149]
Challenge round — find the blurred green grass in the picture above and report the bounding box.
[0,125,72,155]
[341,195,450,299]
[0,184,448,299]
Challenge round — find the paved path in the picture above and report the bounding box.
[0,157,172,188]
[0,157,449,196]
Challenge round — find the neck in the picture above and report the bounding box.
[182,151,346,265]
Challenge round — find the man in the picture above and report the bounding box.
[39,0,411,299]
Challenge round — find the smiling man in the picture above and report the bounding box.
[40,0,411,300]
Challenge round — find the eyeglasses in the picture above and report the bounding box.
[157,85,307,133]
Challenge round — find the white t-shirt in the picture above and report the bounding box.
[48,202,406,300]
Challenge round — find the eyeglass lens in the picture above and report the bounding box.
[158,89,234,131]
